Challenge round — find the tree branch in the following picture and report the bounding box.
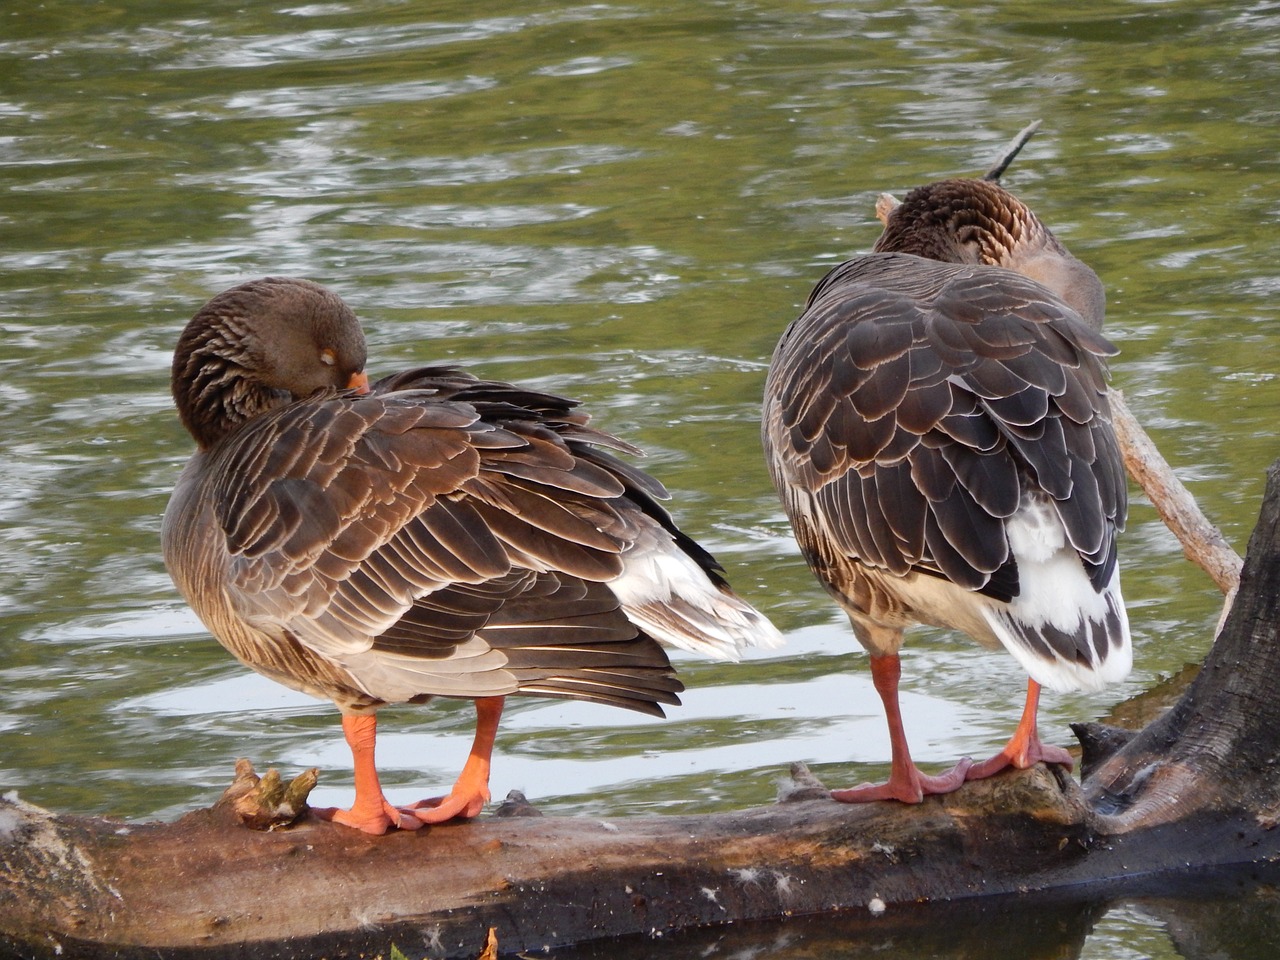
[1109,390,1242,626]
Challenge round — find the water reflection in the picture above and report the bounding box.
[559,895,1107,960]
[548,865,1280,960]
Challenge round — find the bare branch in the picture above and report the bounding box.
[1110,390,1243,616]
[982,119,1043,181]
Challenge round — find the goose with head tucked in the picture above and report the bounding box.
[164,277,783,834]
[763,177,1129,803]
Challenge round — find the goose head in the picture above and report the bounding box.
[873,178,1106,331]
[171,277,369,450]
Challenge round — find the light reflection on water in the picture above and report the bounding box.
[2,1,1279,957]
[109,623,986,820]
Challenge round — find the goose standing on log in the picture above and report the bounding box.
[164,277,782,834]
[763,178,1130,803]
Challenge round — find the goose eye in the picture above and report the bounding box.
[319,348,336,367]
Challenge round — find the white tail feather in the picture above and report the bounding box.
[610,538,784,661]
[983,502,1132,693]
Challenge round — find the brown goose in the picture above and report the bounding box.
[763,178,1130,803]
[163,277,782,834]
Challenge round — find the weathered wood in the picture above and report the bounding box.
[1082,459,1280,832]
[3,757,1278,959]
[1110,389,1243,624]
[981,120,1044,182]
[2,761,1274,960]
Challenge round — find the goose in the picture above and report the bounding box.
[762,177,1130,802]
[163,277,782,833]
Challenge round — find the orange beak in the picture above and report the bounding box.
[346,371,370,396]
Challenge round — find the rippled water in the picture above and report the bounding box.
[3,1,1279,957]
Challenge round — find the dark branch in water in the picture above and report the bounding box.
[982,118,1043,181]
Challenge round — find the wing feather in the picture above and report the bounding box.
[764,252,1124,607]
[191,367,711,709]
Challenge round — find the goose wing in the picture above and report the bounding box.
[763,252,1125,603]
[198,367,681,712]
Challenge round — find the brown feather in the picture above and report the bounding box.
[764,250,1123,606]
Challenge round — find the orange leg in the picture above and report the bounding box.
[407,696,505,825]
[965,678,1074,781]
[311,713,425,835]
[832,654,971,804]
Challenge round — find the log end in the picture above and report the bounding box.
[1071,721,1137,780]
[213,758,317,831]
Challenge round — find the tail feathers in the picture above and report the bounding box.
[985,572,1131,693]
[610,540,784,661]
[624,590,785,662]
[511,667,684,718]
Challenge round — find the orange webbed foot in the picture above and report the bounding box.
[965,740,1073,781]
[831,757,973,804]
[965,679,1075,781]
[312,800,426,834]
[404,782,490,825]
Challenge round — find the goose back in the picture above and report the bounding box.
[164,364,731,715]
[763,249,1128,688]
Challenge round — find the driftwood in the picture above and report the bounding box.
[2,456,1279,959]
[1110,389,1243,633]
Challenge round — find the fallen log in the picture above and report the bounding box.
[3,459,1279,960]
[4,763,1277,960]
[1081,459,1280,833]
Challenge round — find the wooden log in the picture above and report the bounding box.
[1082,459,1280,832]
[0,762,1268,960]
[1109,389,1242,634]
[3,758,1278,959]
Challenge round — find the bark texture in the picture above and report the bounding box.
[1081,459,1280,832]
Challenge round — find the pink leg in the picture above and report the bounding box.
[831,654,972,804]
[311,714,425,834]
[407,697,505,825]
[965,679,1074,781]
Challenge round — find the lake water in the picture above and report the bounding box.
[2,1,1278,957]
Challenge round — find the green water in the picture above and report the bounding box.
[2,1,1278,957]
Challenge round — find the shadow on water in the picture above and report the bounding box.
[1,866,1279,959]
[547,864,1280,960]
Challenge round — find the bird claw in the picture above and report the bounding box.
[831,757,973,804]
[311,799,427,834]
[404,787,489,824]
